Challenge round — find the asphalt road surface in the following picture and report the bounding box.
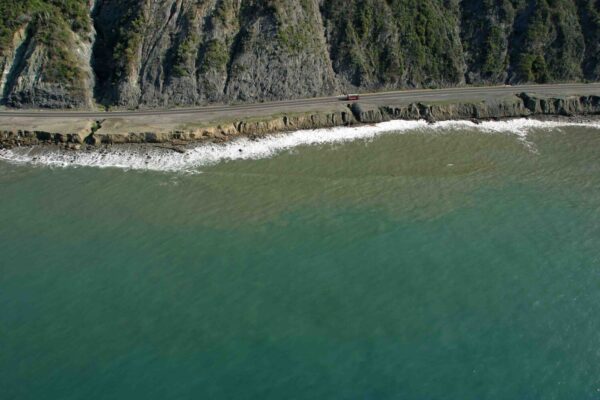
[1,83,599,119]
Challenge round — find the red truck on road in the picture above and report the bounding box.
[345,94,360,101]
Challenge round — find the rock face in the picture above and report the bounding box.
[91,0,338,107]
[2,94,599,149]
[0,0,599,109]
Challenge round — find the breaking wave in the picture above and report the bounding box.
[1,118,599,172]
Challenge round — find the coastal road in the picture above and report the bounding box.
[1,83,599,119]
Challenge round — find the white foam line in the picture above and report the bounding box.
[1,118,599,172]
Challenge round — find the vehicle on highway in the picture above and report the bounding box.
[345,94,360,101]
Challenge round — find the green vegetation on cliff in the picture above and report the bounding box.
[0,0,89,54]
[0,0,27,54]
[513,0,584,83]
[33,13,83,83]
[0,0,90,108]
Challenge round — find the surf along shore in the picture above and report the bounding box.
[1,92,599,153]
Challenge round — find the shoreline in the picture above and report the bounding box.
[2,116,600,172]
[1,92,599,153]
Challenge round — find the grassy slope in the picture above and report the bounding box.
[0,0,90,84]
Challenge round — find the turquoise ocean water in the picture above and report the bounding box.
[2,120,600,399]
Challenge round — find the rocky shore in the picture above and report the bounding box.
[1,93,599,152]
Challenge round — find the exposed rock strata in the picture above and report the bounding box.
[351,93,600,123]
[2,94,599,150]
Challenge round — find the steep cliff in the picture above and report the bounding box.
[92,0,338,107]
[1,0,599,109]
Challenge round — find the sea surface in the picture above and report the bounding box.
[2,119,600,399]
